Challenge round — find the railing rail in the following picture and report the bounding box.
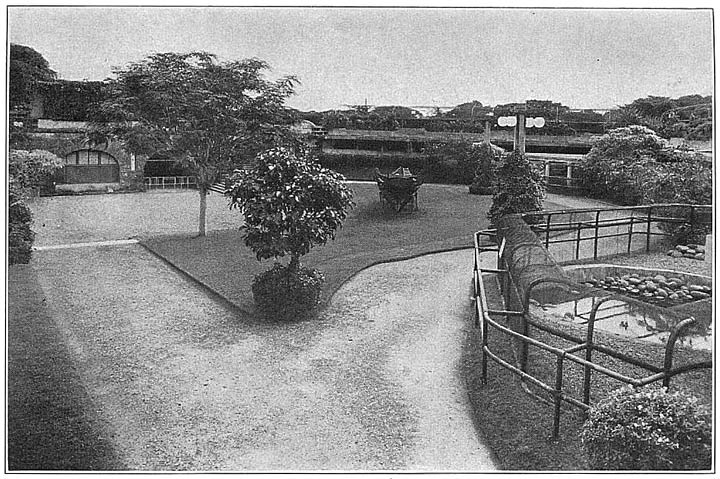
[521,203,712,262]
[144,176,197,190]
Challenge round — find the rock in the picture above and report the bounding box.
[690,291,710,299]
[656,288,668,297]
[653,275,667,283]
[696,245,706,253]
[618,279,629,288]
[670,251,684,258]
[683,253,696,259]
[676,245,689,252]
[695,253,705,260]
[629,288,640,295]
[688,284,705,292]
[645,281,657,292]
[702,285,712,294]
[667,250,676,256]
[628,277,641,285]
[605,276,616,284]
[669,293,679,301]
[685,249,697,255]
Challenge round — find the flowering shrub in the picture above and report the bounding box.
[251,263,324,320]
[488,151,545,225]
[581,386,712,470]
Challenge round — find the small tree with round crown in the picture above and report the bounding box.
[228,147,354,319]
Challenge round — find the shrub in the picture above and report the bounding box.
[488,151,545,225]
[251,263,324,320]
[469,142,503,195]
[646,154,713,244]
[581,386,712,471]
[8,193,35,265]
[423,140,485,185]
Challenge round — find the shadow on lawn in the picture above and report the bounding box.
[7,264,124,471]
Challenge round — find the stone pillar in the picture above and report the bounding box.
[514,113,526,153]
[484,120,491,143]
[566,163,573,187]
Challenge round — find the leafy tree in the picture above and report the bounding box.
[9,44,57,110]
[90,51,299,236]
[488,150,545,224]
[227,147,353,318]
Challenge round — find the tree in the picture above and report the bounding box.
[9,44,57,110]
[90,51,299,236]
[227,147,354,318]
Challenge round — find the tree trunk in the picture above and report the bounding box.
[198,186,207,237]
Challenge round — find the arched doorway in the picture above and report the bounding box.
[59,149,120,184]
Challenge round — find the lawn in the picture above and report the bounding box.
[143,182,571,314]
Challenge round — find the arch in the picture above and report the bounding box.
[59,149,120,184]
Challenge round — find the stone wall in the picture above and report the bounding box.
[9,130,147,192]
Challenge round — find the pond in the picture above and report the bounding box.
[532,264,713,351]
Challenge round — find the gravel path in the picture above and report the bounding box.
[28,245,496,471]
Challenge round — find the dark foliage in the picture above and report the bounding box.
[251,263,324,320]
[581,386,712,470]
[9,43,57,110]
[488,151,545,224]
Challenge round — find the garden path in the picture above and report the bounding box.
[24,244,497,471]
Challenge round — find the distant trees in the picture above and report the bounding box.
[90,51,299,236]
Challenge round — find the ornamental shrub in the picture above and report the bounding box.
[469,142,503,195]
[581,386,712,471]
[488,151,545,225]
[423,140,486,185]
[251,263,324,320]
[578,125,692,206]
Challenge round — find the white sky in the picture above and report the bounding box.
[6,4,716,112]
